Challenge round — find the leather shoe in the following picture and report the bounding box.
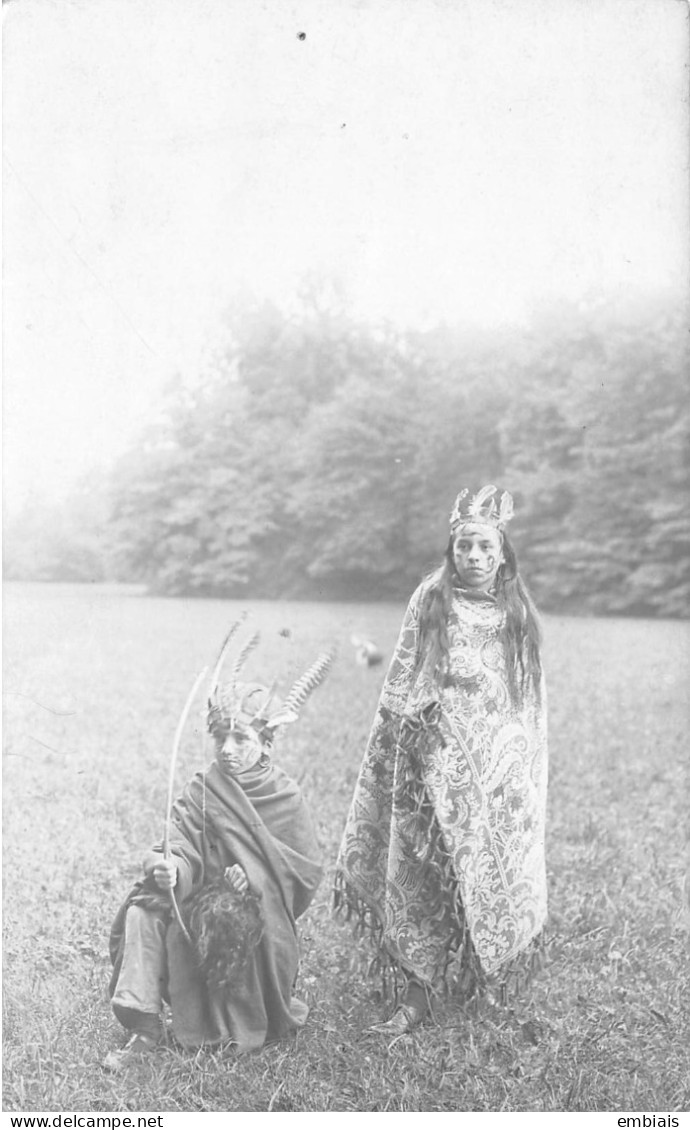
[370,1002,426,1034]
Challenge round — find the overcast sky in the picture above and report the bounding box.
[3,0,688,513]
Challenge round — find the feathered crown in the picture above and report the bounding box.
[206,615,335,742]
[449,484,514,532]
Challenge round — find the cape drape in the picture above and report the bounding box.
[109,760,323,1051]
[334,580,548,996]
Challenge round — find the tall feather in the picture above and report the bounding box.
[281,650,335,716]
[231,631,261,685]
[208,614,248,701]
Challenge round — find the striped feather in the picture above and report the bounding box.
[281,650,335,715]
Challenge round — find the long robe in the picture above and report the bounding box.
[334,580,548,994]
[109,759,323,1052]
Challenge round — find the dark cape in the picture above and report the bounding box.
[109,760,323,1052]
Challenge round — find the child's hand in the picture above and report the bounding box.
[224,863,249,895]
[152,858,178,891]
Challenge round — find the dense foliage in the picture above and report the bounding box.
[5,293,688,616]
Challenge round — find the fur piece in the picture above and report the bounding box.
[186,877,265,991]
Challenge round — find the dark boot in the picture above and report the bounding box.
[103,1005,164,1072]
[112,1003,163,1042]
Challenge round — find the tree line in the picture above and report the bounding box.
[5,291,688,617]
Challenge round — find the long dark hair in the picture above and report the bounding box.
[414,531,543,707]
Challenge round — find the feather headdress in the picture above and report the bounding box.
[206,619,335,744]
[449,484,514,532]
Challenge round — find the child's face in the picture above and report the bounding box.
[216,725,264,776]
[452,523,504,591]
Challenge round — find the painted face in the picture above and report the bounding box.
[451,522,504,592]
[216,725,264,776]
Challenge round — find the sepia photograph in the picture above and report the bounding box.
[3,0,689,1118]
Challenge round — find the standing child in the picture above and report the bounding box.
[105,628,331,1068]
[334,485,547,1032]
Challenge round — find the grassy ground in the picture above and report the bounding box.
[3,583,689,1113]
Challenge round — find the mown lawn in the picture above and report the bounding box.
[3,583,689,1113]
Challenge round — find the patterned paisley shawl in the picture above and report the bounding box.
[334,579,548,996]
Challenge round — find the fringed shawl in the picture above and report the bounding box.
[110,761,323,1051]
[334,581,548,997]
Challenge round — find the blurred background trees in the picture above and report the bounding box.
[4,292,688,616]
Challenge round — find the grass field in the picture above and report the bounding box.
[3,582,689,1113]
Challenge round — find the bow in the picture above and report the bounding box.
[163,666,208,944]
